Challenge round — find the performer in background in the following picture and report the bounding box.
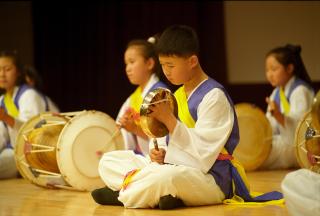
[281,90,320,216]
[260,44,314,169]
[0,51,47,179]
[116,37,169,156]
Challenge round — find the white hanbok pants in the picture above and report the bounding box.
[260,135,299,169]
[98,150,225,208]
[0,148,18,179]
[281,169,320,216]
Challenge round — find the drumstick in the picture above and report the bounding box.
[153,138,159,151]
[266,97,275,115]
[142,98,170,106]
[96,125,121,157]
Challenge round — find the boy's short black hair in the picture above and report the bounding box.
[156,25,199,57]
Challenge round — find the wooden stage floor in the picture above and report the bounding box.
[0,169,293,216]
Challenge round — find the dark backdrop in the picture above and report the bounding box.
[31,2,320,118]
[32,1,226,119]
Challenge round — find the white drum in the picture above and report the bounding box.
[234,103,272,171]
[14,110,124,191]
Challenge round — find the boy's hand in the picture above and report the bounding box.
[148,101,177,133]
[150,148,166,164]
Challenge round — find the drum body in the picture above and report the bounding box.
[15,110,124,191]
[295,111,320,173]
[234,103,272,171]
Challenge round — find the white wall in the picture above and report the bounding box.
[224,1,320,84]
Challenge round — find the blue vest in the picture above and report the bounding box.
[0,84,49,148]
[183,78,283,201]
[274,78,313,113]
[0,84,49,113]
[183,78,239,198]
[149,81,169,92]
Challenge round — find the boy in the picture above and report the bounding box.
[92,25,282,209]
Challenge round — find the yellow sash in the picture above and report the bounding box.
[174,86,195,127]
[4,92,19,118]
[129,87,143,113]
[279,87,290,115]
[121,169,141,191]
[174,86,284,205]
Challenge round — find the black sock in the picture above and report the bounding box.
[91,186,123,206]
[159,194,185,210]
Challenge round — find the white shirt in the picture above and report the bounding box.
[266,76,314,146]
[152,80,234,173]
[0,86,47,149]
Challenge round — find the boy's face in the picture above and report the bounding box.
[159,55,194,85]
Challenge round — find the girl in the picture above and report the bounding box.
[261,44,314,169]
[0,51,47,179]
[117,38,169,156]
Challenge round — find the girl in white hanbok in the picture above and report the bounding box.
[0,51,47,179]
[116,38,169,156]
[261,44,314,169]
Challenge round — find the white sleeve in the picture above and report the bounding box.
[14,89,47,131]
[116,97,139,151]
[283,86,314,132]
[164,88,234,173]
[116,97,131,124]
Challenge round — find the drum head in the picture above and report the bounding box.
[295,111,320,173]
[15,110,124,191]
[234,103,272,171]
[57,110,124,191]
[15,113,68,188]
